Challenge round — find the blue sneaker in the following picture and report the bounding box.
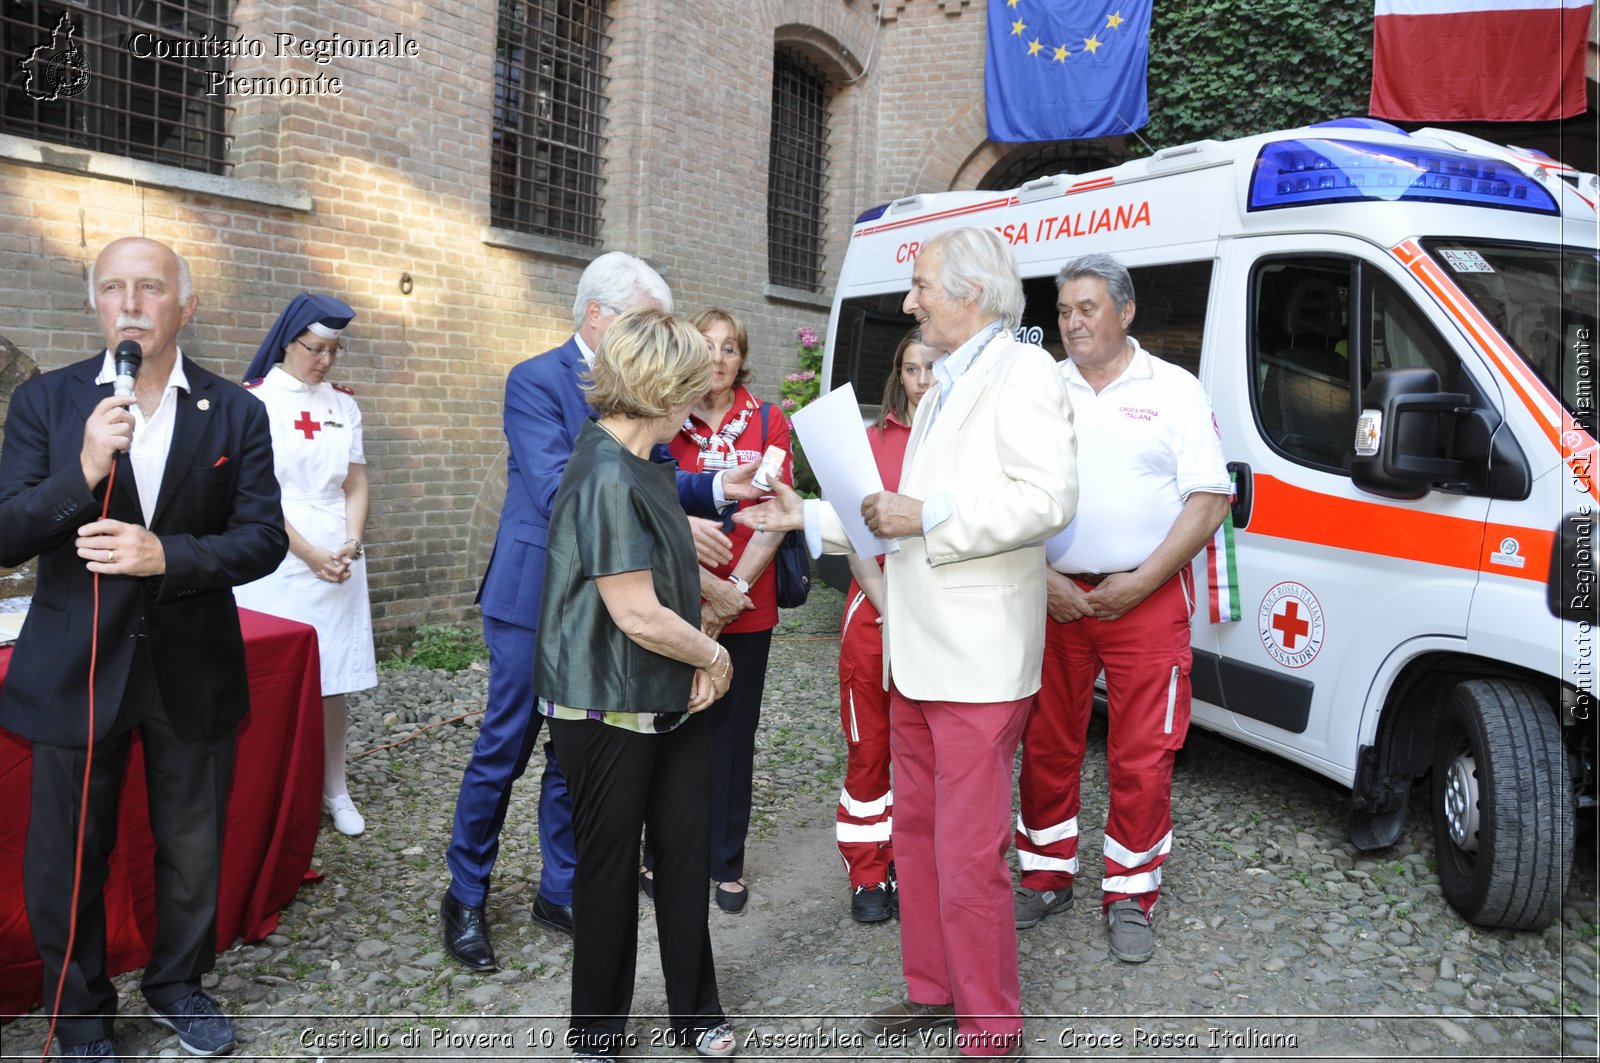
[58,1038,122,1062]
[149,990,236,1056]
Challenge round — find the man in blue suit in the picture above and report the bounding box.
[442,252,752,968]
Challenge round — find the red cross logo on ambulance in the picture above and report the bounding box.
[1258,581,1325,669]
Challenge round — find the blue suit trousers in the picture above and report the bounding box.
[445,615,575,906]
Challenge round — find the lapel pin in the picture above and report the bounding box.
[197,398,211,411]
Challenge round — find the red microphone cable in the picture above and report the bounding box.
[40,456,118,1061]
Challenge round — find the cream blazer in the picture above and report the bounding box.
[820,331,1077,703]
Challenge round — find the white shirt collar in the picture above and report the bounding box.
[95,349,191,394]
[574,332,597,368]
[265,363,315,393]
[1060,336,1150,393]
[928,320,1004,422]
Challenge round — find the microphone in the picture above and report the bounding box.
[112,340,142,398]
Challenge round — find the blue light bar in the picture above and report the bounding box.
[855,203,889,224]
[1309,117,1407,134]
[1248,139,1559,215]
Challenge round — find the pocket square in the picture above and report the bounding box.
[212,455,230,467]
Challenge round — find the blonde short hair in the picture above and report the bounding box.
[585,307,712,419]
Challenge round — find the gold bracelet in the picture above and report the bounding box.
[705,644,731,683]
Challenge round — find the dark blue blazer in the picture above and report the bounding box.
[0,354,288,745]
[477,337,714,630]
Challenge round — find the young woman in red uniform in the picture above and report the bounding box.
[664,307,792,913]
[837,328,938,922]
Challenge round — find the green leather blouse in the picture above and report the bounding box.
[533,422,700,715]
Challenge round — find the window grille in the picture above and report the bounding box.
[491,0,608,245]
[767,49,828,292]
[1,0,233,174]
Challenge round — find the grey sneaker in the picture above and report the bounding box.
[1105,898,1154,963]
[1013,884,1073,929]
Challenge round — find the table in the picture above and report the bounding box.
[0,608,324,1017]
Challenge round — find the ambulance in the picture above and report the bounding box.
[821,118,1598,931]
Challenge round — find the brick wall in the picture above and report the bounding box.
[0,0,998,644]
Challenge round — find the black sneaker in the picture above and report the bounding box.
[851,882,892,923]
[58,1039,121,1062]
[149,990,236,1056]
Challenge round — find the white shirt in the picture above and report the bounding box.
[1046,338,1230,574]
[919,321,1005,534]
[95,349,190,527]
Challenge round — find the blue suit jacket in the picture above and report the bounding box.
[477,336,715,630]
[0,354,288,744]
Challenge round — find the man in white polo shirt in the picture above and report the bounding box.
[1013,254,1230,964]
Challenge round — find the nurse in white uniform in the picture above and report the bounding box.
[236,294,376,836]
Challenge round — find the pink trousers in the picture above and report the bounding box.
[890,687,1030,1057]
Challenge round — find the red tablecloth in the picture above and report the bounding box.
[0,607,324,1018]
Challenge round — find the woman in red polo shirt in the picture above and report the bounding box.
[664,307,792,914]
[836,328,938,923]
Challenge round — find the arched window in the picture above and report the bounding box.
[979,139,1128,190]
[767,48,829,292]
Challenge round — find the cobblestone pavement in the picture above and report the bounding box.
[4,586,1597,1061]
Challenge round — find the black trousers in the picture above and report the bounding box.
[25,703,236,1045]
[549,712,724,1058]
[704,629,772,883]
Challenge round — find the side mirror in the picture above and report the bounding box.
[1350,368,1472,499]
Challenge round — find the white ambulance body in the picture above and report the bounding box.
[821,118,1598,930]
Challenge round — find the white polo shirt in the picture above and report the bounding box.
[1046,338,1230,575]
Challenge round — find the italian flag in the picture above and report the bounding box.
[1205,508,1241,625]
[1369,0,1594,123]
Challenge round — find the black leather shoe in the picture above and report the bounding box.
[531,893,575,937]
[440,892,496,970]
[851,883,892,923]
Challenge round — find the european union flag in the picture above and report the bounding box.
[985,0,1152,143]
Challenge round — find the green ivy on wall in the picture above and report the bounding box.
[1140,1,1375,153]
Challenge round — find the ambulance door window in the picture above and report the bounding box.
[1125,261,1213,377]
[1359,266,1459,392]
[833,292,912,412]
[1026,261,1213,372]
[1021,276,1064,360]
[1251,257,1355,470]
[1252,256,1469,474]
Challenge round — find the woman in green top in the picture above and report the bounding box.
[534,308,737,1062]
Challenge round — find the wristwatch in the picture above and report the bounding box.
[345,539,364,560]
[727,574,749,595]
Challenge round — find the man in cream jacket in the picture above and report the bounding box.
[740,226,1076,1059]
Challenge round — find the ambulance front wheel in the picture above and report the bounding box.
[1431,679,1572,931]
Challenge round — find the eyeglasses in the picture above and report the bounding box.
[295,338,344,359]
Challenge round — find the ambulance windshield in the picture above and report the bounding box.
[1424,240,1599,432]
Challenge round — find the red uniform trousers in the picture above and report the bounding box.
[1015,570,1194,915]
[892,686,1029,1058]
[837,583,894,887]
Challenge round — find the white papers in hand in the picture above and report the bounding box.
[790,384,899,559]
